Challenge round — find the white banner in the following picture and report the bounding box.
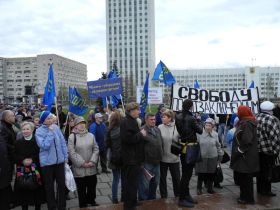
[136,87,163,104]
[172,84,260,114]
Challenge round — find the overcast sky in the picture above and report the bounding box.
[0,0,280,81]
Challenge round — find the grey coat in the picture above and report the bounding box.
[158,122,180,163]
[68,130,99,177]
[196,130,224,173]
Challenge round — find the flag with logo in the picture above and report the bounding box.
[152,60,176,86]
[43,64,56,111]
[69,87,88,116]
[249,81,254,88]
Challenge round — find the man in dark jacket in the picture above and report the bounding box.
[120,102,146,210]
[175,99,203,208]
[138,113,163,200]
[0,110,16,210]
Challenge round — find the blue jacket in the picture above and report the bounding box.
[35,124,68,167]
[89,122,107,151]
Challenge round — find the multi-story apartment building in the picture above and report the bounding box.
[0,54,87,104]
[106,0,155,101]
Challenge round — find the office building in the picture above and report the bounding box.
[106,0,155,101]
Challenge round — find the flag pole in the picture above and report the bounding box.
[62,112,69,134]
[105,97,109,112]
[54,97,60,127]
[119,94,125,113]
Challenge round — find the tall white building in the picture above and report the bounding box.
[0,54,87,104]
[171,66,280,100]
[106,0,155,101]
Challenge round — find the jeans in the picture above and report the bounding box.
[218,123,228,146]
[138,163,160,201]
[112,169,124,201]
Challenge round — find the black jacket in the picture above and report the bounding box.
[120,113,145,165]
[273,106,280,121]
[106,127,122,168]
[230,120,259,173]
[0,120,16,189]
[175,111,203,143]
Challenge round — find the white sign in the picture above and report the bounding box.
[136,87,163,104]
[172,84,260,114]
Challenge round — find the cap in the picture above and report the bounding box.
[95,113,103,118]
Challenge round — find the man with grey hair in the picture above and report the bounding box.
[0,110,16,210]
[138,113,163,201]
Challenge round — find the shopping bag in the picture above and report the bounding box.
[65,163,77,192]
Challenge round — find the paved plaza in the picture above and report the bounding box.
[13,160,280,210]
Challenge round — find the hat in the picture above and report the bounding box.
[260,101,274,111]
[204,118,215,125]
[39,111,51,124]
[73,117,86,127]
[95,113,103,118]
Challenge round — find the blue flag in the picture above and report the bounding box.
[194,80,200,89]
[111,95,119,108]
[152,61,176,86]
[108,67,117,79]
[249,81,254,88]
[102,97,108,108]
[69,87,88,116]
[43,64,56,111]
[140,73,149,118]
[108,64,122,105]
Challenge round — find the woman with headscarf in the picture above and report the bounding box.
[230,105,259,204]
[196,118,224,195]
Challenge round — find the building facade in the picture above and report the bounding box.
[106,0,155,101]
[0,54,87,104]
[171,66,280,100]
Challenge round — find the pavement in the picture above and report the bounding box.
[13,160,280,210]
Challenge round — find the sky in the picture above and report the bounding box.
[0,0,280,81]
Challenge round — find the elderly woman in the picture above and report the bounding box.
[14,121,45,210]
[158,109,180,198]
[68,117,99,208]
[196,118,224,195]
[230,105,259,204]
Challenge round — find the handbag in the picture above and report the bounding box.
[221,150,230,164]
[170,125,182,156]
[185,142,202,164]
[214,164,224,183]
[271,155,280,183]
[15,163,41,191]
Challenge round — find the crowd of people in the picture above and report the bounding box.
[0,99,280,210]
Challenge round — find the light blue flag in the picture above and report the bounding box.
[43,64,56,111]
[194,80,200,89]
[152,60,176,86]
[108,64,122,102]
[249,81,254,88]
[69,87,88,116]
[140,73,149,119]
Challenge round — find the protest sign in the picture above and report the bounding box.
[87,78,123,99]
[136,87,163,104]
[171,84,260,114]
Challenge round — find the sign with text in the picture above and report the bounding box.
[136,87,163,104]
[87,78,123,99]
[172,84,260,114]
